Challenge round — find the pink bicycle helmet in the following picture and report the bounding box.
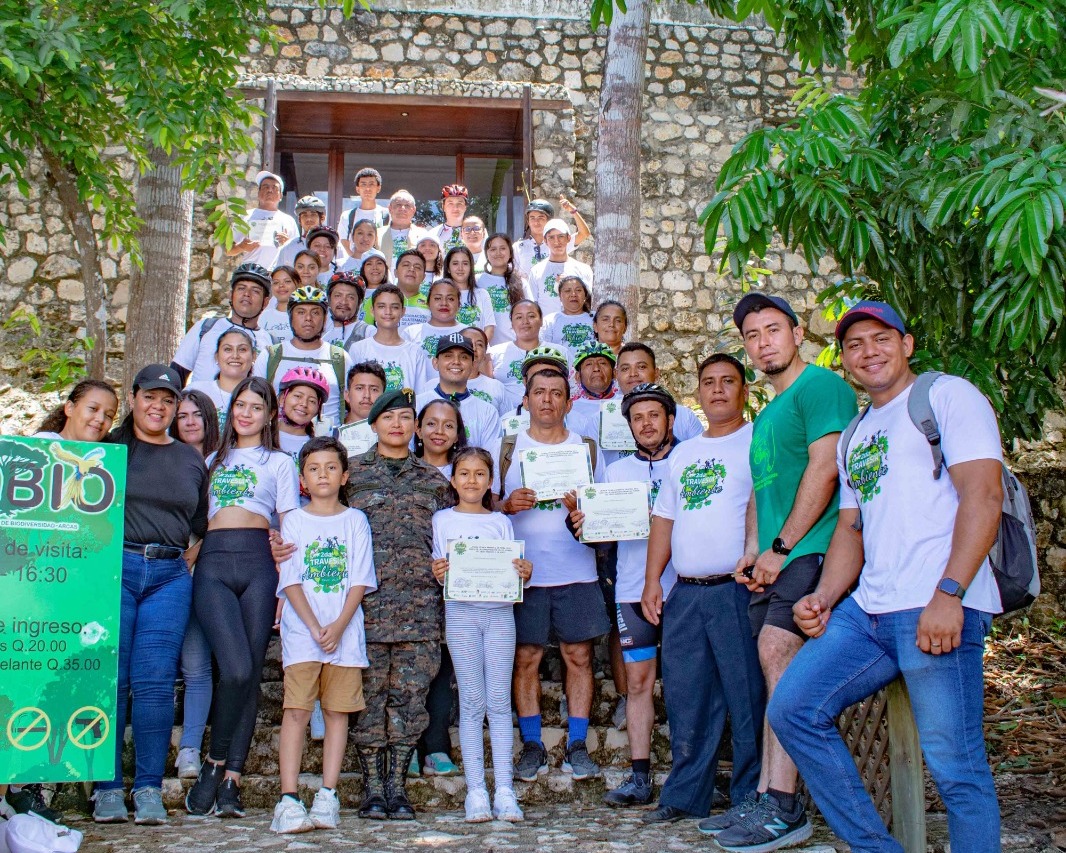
[279,366,330,404]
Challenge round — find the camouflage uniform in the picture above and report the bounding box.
[346,447,454,748]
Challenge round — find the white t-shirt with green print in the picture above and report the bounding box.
[652,424,752,578]
[528,258,593,317]
[346,336,434,392]
[543,311,595,350]
[277,507,378,668]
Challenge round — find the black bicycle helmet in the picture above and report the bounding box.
[621,382,677,420]
[231,262,272,296]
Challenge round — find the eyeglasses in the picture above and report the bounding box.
[462,225,484,233]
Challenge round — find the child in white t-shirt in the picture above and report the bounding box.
[543,274,595,350]
[271,436,377,835]
[430,447,532,824]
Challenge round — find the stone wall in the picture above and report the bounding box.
[1,0,850,395]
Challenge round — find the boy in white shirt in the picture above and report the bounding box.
[272,436,378,834]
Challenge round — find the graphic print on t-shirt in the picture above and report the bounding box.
[507,359,524,381]
[393,234,409,259]
[470,389,494,406]
[561,321,593,349]
[543,273,559,297]
[489,287,510,312]
[303,535,348,594]
[680,458,726,510]
[847,430,889,503]
[211,464,258,507]
[457,303,480,325]
[750,422,776,491]
[383,362,405,391]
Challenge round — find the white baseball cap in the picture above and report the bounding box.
[543,218,571,237]
[255,170,284,192]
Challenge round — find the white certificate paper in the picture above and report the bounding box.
[247,217,277,246]
[444,539,525,603]
[599,400,636,451]
[337,420,376,458]
[519,444,593,502]
[577,481,650,542]
[501,411,531,436]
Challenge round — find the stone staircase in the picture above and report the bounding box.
[62,636,735,812]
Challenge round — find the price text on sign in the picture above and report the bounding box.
[0,437,126,783]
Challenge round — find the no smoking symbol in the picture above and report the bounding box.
[6,707,51,751]
[67,706,109,751]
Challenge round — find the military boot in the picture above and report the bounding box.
[385,744,417,820]
[355,747,389,819]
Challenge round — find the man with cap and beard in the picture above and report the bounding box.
[271,387,453,822]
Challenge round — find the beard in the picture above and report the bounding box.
[293,331,322,344]
[762,360,790,376]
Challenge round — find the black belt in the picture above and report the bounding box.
[123,543,184,560]
[677,574,734,587]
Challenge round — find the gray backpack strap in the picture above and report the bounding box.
[197,316,220,340]
[906,371,945,479]
[839,406,870,532]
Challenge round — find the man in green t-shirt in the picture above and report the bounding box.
[715,293,857,853]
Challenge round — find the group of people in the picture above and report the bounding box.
[14,165,1006,853]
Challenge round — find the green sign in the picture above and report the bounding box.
[0,436,126,783]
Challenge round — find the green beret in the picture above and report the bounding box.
[367,387,416,425]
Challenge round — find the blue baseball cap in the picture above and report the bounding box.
[835,300,907,342]
[732,292,798,332]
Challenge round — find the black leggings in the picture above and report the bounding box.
[193,528,275,773]
[418,644,455,758]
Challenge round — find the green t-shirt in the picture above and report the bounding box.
[750,364,857,566]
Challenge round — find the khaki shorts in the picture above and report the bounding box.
[284,661,365,713]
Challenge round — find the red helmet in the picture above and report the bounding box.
[279,366,330,404]
[441,184,469,200]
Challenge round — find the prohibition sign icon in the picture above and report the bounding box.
[67,706,109,751]
[6,707,51,751]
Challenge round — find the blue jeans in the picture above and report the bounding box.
[769,596,1000,853]
[97,552,191,791]
[179,611,213,751]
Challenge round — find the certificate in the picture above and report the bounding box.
[247,217,276,246]
[599,400,636,451]
[337,420,376,458]
[577,481,650,543]
[444,539,525,603]
[501,411,530,436]
[519,443,593,502]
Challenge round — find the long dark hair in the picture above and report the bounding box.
[443,245,478,305]
[417,236,444,277]
[170,389,221,457]
[414,398,468,462]
[38,379,118,436]
[448,446,495,510]
[558,275,592,315]
[360,253,390,289]
[214,327,256,381]
[208,376,281,481]
[482,233,525,308]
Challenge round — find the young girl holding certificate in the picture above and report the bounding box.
[430,447,533,824]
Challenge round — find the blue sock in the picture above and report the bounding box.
[569,717,589,744]
[518,714,542,744]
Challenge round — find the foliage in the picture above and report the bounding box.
[0,0,360,257]
[2,309,92,392]
[593,0,1066,441]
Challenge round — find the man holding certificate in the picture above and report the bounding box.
[498,366,608,785]
[568,383,681,808]
[640,354,766,829]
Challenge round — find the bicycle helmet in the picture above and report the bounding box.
[525,199,555,220]
[279,366,330,404]
[287,285,328,313]
[572,340,617,369]
[231,262,272,296]
[304,225,339,249]
[326,271,366,298]
[621,382,677,419]
[520,345,569,379]
[294,195,326,214]
[441,184,469,199]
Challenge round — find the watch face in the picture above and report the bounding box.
[939,579,962,597]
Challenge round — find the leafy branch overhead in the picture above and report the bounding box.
[596,0,1065,441]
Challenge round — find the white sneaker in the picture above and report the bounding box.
[310,701,326,741]
[464,788,492,823]
[308,787,340,830]
[175,747,201,779]
[270,797,313,834]
[492,787,524,822]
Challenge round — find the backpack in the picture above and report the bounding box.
[497,432,598,492]
[840,371,1039,614]
[197,316,222,340]
[264,343,349,417]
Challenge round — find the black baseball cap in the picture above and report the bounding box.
[132,364,183,396]
[732,292,799,332]
[435,333,475,357]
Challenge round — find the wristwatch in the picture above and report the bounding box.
[936,578,966,599]
[771,537,792,556]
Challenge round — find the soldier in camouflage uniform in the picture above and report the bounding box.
[346,387,453,820]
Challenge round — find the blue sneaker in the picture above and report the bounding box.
[422,751,459,776]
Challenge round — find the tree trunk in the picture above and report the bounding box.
[593,0,652,341]
[124,145,194,394]
[42,151,107,380]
